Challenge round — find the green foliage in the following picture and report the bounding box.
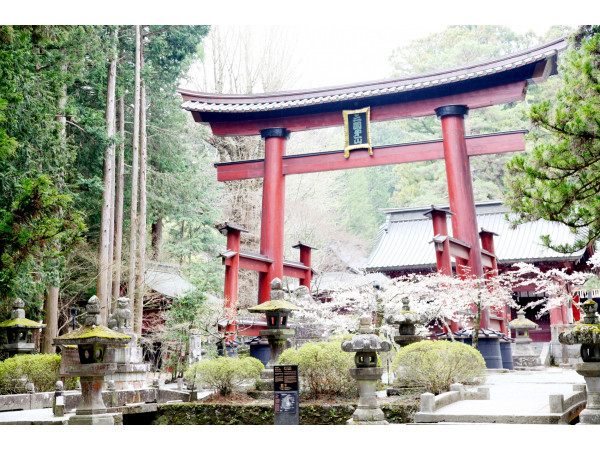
[152,402,418,425]
[0,353,77,394]
[506,27,600,252]
[0,175,86,298]
[185,356,263,396]
[278,340,356,398]
[391,340,486,395]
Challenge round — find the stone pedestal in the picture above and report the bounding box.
[256,329,294,391]
[574,362,600,425]
[348,367,388,425]
[103,343,150,391]
[68,363,121,425]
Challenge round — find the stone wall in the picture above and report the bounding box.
[152,402,418,425]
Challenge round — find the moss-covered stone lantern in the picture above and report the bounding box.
[559,299,600,424]
[0,298,45,356]
[385,297,425,348]
[508,310,541,368]
[342,315,392,425]
[248,278,300,391]
[53,295,131,425]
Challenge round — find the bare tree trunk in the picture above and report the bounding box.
[106,90,117,314]
[97,26,118,324]
[179,221,185,266]
[42,286,59,353]
[129,25,141,317]
[42,63,68,352]
[112,96,126,304]
[151,218,163,261]
[134,53,147,337]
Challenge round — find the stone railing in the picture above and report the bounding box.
[0,387,190,413]
[548,385,586,414]
[419,383,489,413]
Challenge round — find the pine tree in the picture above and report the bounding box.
[506,26,600,252]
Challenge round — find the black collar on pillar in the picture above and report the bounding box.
[260,128,290,139]
[435,105,469,119]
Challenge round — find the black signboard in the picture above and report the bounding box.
[274,364,299,425]
[274,365,299,391]
[274,392,298,413]
[343,107,372,158]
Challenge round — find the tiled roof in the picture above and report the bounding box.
[145,268,196,299]
[365,201,587,272]
[179,38,567,116]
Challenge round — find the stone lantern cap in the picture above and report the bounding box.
[559,300,600,345]
[341,316,392,353]
[385,297,425,326]
[248,300,301,314]
[508,311,538,330]
[0,299,45,329]
[53,296,131,347]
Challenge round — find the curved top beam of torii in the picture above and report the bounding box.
[179,37,567,136]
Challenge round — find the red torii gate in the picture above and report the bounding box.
[179,37,567,339]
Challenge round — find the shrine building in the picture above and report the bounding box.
[364,200,595,342]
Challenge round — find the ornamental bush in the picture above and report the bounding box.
[278,340,356,398]
[185,356,264,396]
[391,340,486,395]
[0,354,77,394]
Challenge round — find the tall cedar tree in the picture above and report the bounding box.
[505,26,600,252]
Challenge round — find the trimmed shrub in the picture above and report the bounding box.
[278,340,356,398]
[0,354,77,394]
[185,356,263,396]
[391,340,486,395]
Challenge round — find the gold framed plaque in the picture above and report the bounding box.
[343,106,372,158]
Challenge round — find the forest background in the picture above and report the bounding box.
[0,24,580,353]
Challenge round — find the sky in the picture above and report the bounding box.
[6,0,591,92]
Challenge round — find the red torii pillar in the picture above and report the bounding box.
[479,228,507,334]
[435,105,489,329]
[258,128,289,304]
[219,222,248,342]
[424,207,458,333]
[293,241,317,290]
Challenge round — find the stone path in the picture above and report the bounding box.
[412,368,587,424]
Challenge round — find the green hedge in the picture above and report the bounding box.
[152,402,417,425]
[185,356,264,396]
[391,340,486,395]
[278,340,356,398]
[0,354,77,394]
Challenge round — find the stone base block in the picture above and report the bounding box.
[513,356,541,368]
[255,368,274,391]
[106,346,144,364]
[351,407,387,423]
[256,379,274,391]
[68,412,122,425]
[579,409,600,425]
[247,390,273,399]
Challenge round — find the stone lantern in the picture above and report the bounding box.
[53,296,131,425]
[559,299,600,424]
[248,278,300,391]
[0,298,45,356]
[385,297,425,348]
[341,315,392,425]
[508,310,541,368]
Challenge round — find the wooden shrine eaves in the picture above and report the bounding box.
[214,130,527,182]
[179,38,567,136]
